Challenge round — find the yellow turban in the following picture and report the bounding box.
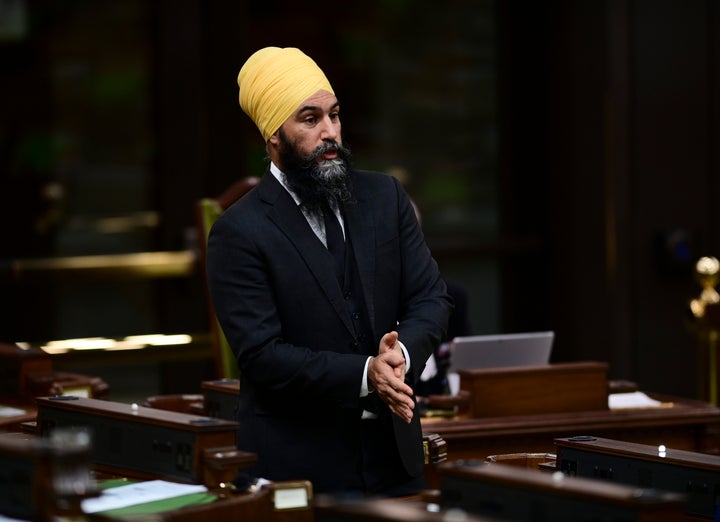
[238,47,334,142]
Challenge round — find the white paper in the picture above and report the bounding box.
[274,487,308,509]
[608,391,664,410]
[81,480,207,514]
[0,405,26,418]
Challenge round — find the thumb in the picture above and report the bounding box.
[380,331,399,353]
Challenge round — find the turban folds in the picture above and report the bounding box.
[238,47,334,142]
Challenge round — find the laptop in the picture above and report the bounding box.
[448,331,555,373]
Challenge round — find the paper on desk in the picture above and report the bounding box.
[81,480,207,514]
[0,405,27,418]
[609,391,666,410]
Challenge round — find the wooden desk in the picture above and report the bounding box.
[2,429,312,522]
[313,495,500,522]
[35,396,244,487]
[0,431,98,521]
[458,362,609,417]
[194,375,720,489]
[421,392,720,462]
[555,436,720,519]
[1,341,110,399]
[436,460,687,522]
[201,379,240,420]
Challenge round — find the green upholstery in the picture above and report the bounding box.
[198,198,238,380]
[196,177,260,380]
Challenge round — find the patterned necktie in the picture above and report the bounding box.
[323,204,345,284]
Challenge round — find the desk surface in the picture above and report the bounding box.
[421,392,720,460]
[0,401,37,433]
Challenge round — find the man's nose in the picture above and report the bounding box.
[320,115,338,140]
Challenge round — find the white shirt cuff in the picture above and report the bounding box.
[361,356,372,397]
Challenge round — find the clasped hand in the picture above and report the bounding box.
[367,331,415,423]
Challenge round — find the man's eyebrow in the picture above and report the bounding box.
[298,101,340,114]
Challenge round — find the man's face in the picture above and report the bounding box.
[273,91,353,213]
[275,89,342,160]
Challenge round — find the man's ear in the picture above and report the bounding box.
[268,131,280,147]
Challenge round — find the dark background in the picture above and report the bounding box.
[1,0,718,401]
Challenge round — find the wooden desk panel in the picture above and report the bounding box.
[459,362,609,417]
[437,461,687,522]
[35,396,243,486]
[0,431,98,521]
[201,379,240,420]
[195,377,720,464]
[421,393,720,462]
[555,436,720,519]
[314,495,499,522]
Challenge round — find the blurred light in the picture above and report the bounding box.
[124,334,192,346]
[38,334,193,354]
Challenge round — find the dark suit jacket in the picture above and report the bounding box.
[206,168,452,492]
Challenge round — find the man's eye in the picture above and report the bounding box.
[304,116,316,124]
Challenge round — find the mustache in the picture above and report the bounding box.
[307,141,350,162]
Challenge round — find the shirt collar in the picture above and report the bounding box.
[270,162,302,206]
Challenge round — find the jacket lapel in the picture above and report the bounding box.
[257,173,355,335]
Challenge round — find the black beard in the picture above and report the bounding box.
[277,130,354,215]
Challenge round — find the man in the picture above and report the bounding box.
[206,46,452,497]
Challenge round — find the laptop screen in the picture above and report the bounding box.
[448,331,555,373]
